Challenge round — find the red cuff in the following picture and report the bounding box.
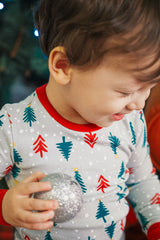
[147,223,160,240]
[0,189,11,226]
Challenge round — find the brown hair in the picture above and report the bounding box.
[35,0,160,81]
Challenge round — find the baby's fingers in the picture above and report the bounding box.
[22,171,46,183]
[23,210,54,224]
[20,210,54,230]
[23,198,59,211]
[18,181,52,196]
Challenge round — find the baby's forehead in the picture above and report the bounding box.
[107,54,160,83]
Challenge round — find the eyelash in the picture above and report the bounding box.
[120,92,132,97]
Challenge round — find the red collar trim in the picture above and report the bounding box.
[36,84,102,132]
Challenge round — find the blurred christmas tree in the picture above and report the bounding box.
[0,0,49,107]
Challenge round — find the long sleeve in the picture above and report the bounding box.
[126,111,160,238]
[0,107,13,226]
[0,189,10,226]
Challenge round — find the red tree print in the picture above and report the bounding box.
[3,165,12,175]
[8,114,12,125]
[150,193,160,206]
[84,132,98,148]
[25,236,31,240]
[97,175,110,193]
[33,135,48,158]
[121,219,124,231]
[125,168,133,174]
[151,167,156,174]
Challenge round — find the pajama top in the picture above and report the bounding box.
[0,84,160,240]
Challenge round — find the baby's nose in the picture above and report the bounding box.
[126,92,147,111]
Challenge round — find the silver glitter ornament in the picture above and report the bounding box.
[33,173,83,223]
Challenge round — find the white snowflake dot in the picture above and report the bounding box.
[30,128,34,133]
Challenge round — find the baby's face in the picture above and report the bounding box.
[66,58,156,127]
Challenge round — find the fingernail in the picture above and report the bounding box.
[49,211,54,219]
[53,201,59,209]
[49,221,53,228]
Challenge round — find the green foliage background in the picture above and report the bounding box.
[0,0,48,107]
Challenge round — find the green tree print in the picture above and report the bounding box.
[23,104,36,127]
[56,136,73,161]
[118,161,125,180]
[0,114,4,126]
[12,146,23,179]
[74,168,87,193]
[108,132,120,158]
[129,122,136,145]
[138,212,149,230]
[105,221,116,239]
[13,148,23,164]
[44,230,53,240]
[96,199,110,223]
[142,125,147,148]
[12,164,21,179]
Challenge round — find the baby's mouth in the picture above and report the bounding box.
[112,113,124,121]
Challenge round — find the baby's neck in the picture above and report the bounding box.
[46,79,89,125]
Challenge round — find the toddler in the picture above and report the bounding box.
[0,0,160,239]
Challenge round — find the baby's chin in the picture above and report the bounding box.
[94,120,114,128]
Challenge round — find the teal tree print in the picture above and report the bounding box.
[108,132,120,158]
[142,125,147,148]
[118,161,125,180]
[116,185,126,203]
[88,237,95,240]
[56,136,73,161]
[23,104,36,127]
[44,230,53,240]
[147,143,150,155]
[95,199,110,223]
[13,148,23,165]
[116,192,125,203]
[138,213,149,230]
[74,168,87,193]
[0,114,4,126]
[140,111,144,123]
[129,122,136,145]
[128,198,137,209]
[105,221,116,239]
[12,164,21,179]
[126,182,138,190]
[12,144,22,179]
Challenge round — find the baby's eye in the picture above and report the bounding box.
[119,92,132,97]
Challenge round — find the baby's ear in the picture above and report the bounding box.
[48,47,72,85]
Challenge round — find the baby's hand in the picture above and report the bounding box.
[2,172,59,230]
